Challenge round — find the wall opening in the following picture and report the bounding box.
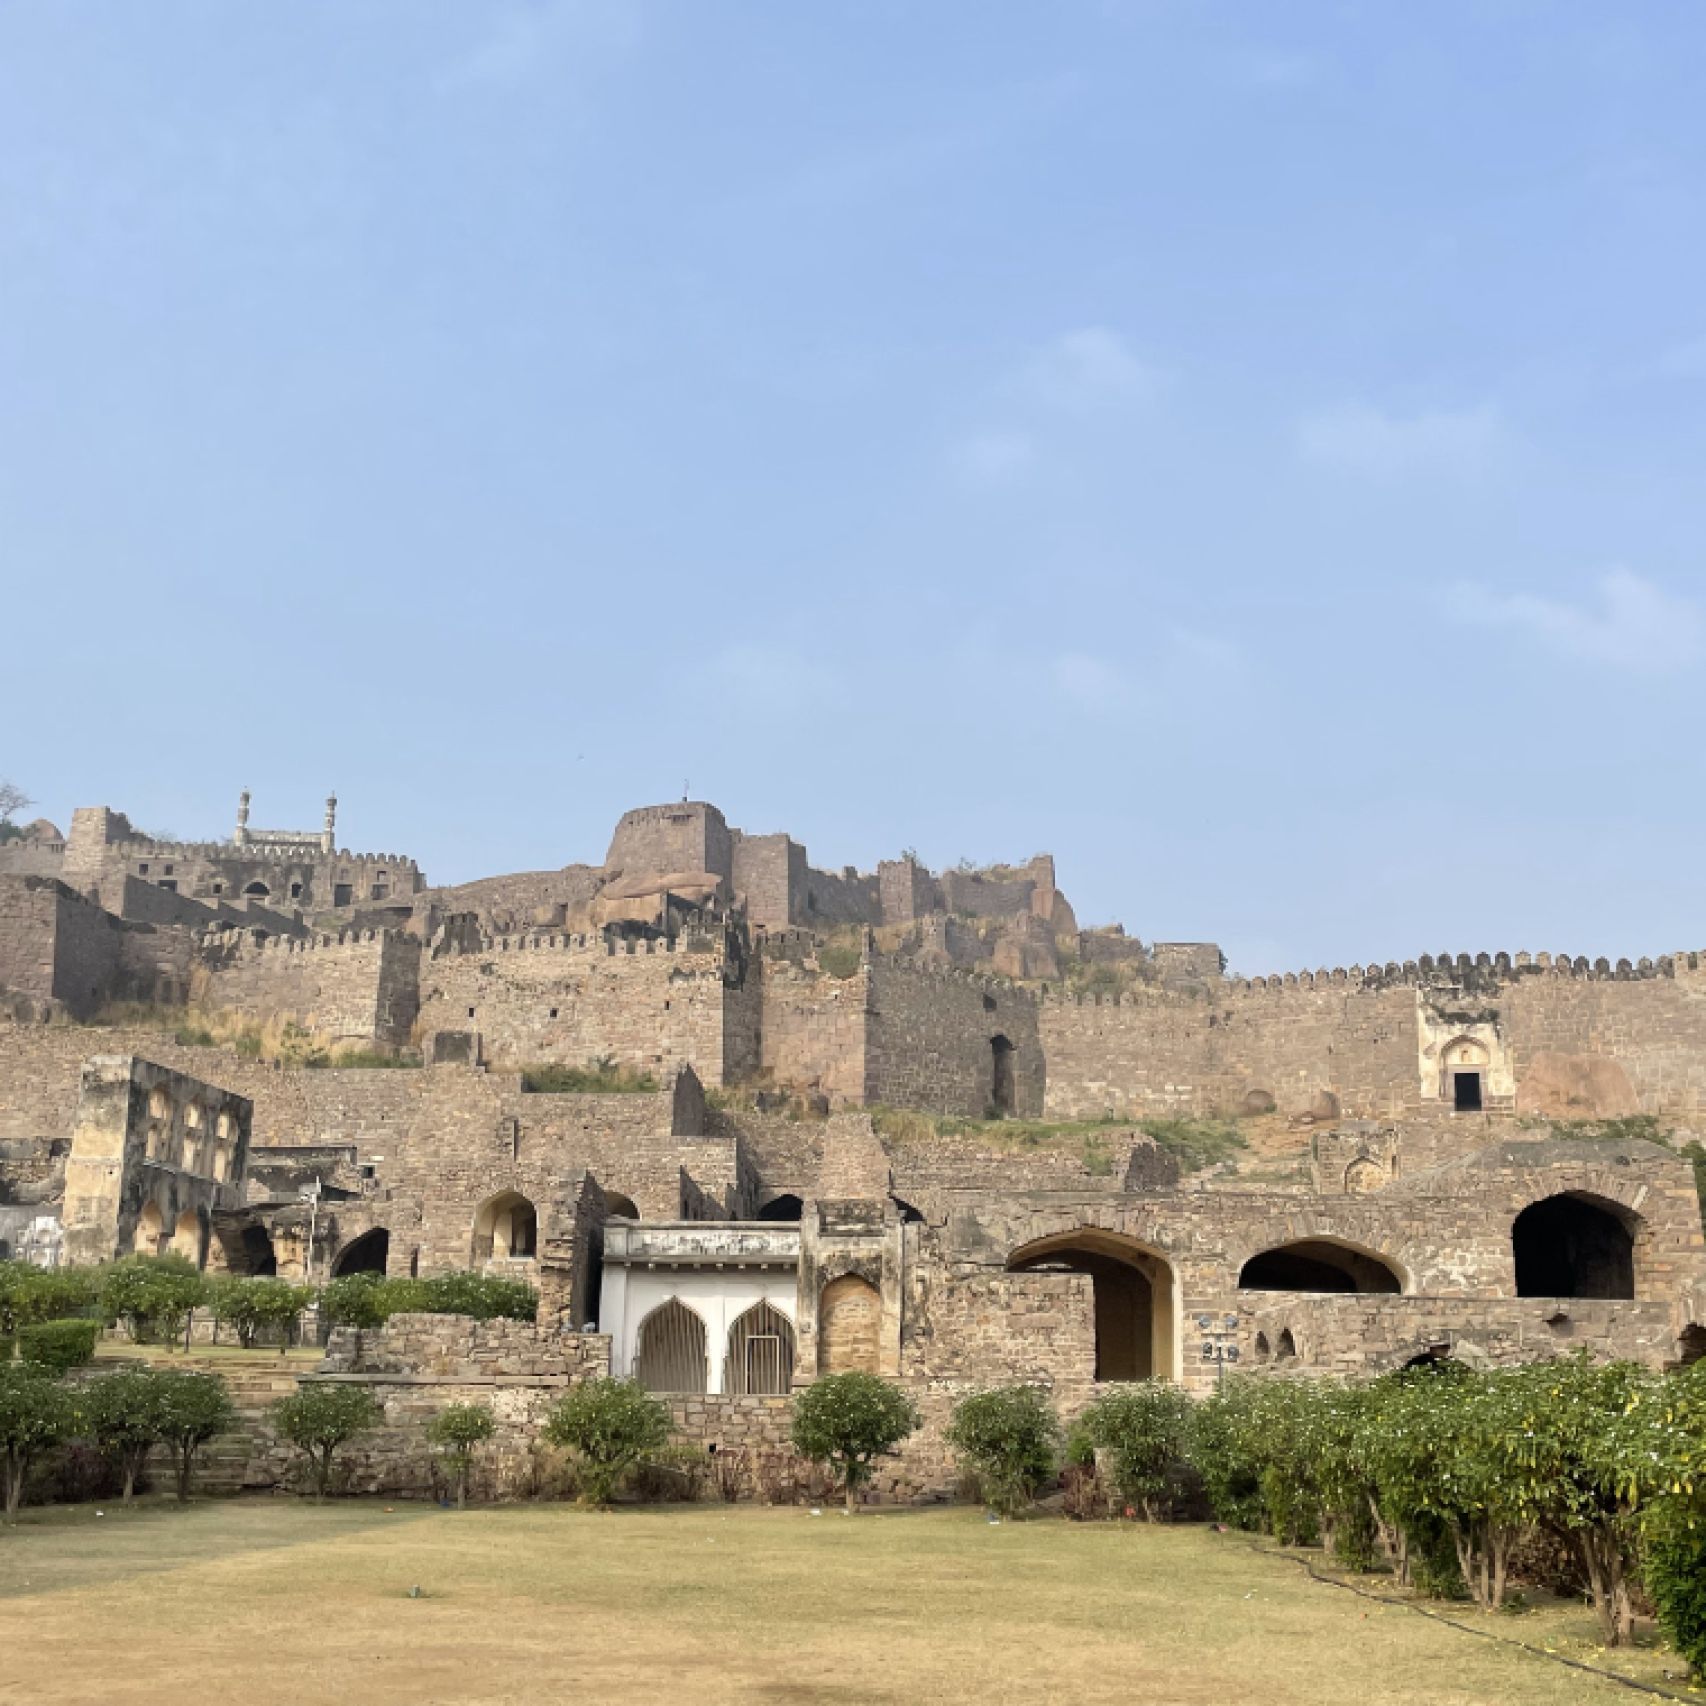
[818,1274,881,1375]
[243,881,270,899]
[1513,1193,1635,1299]
[217,1223,277,1276]
[1007,1230,1177,1382]
[170,1208,206,1268]
[473,1191,538,1262]
[604,1191,640,1221]
[1454,1072,1484,1112]
[726,1302,795,1395]
[1238,1239,1404,1295]
[757,1193,803,1223]
[632,1299,707,1393]
[132,1201,165,1255]
[334,883,353,907]
[332,1227,390,1277]
[1275,1328,1297,1362]
[1440,1036,1490,1109]
[1673,1325,1706,1370]
[990,1034,1016,1119]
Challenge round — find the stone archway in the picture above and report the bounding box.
[1238,1238,1405,1294]
[1007,1229,1178,1382]
[1513,1193,1636,1299]
[332,1227,389,1277]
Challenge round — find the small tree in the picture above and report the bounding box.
[271,1383,382,1500]
[318,1272,388,1329]
[211,1277,313,1349]
[428,1402,497,1509]
[542,1378,671,1507]
[791,1371,919,1514]
[83,1370,169,1501]
[945,1385,1060,1517]
[154,1370,236,1501]
[99,1254,207,1344]
[1640,1357,1706,1678]
[0,1365,75,1521]
[1082,1381,1194,1521]
[0,780,31,830]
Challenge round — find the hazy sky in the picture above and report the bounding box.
[3,2,1703,975]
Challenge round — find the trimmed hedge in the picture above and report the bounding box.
[17,1319,100,1374]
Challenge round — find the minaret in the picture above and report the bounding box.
[234,788,251,847]
[322,793,337,855]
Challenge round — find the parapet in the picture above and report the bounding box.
[1223,951,1701,994]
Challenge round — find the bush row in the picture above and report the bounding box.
[0,1257,539,1351]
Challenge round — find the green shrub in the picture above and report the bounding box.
[0,1261,96,1339]
[271,1383,382,1500]
[319,1272,387,1329]
[17,1318,99,1374]
[1081,1382,1194,1520]
[82,1370,170,1500]
[1646,1519,1706,1680]
[541,1379,671,1507]
[154,1370,236,1501]
[0,1365,76,1521]
[1187,1379,1268,1529]
[521,1060,658,1094]
[427,1402,497,1509]
[97,1253,208,1343]
[211,1276,314,1348]
[1137,1118,1246,1174]
[945,1385,1060,1516]
[817,945,862,979]
[791,1371,919,1514]
[413,1271,538,1322]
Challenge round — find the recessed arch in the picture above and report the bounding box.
[1238,1237,1405,1295]
[132,1200,165,1255]
[603,1191,640,1221]
[473,1190,538,1261]
[243,881,271,899]
[989,1033,1016,1117]
[1513,1192,1635,1299]
[726,1301,795,1395]
[1252,1331,1271,1363]
[632,1298,707,1393]
[1007,1228,1178,1382]
[1274,1328,1298,1362]
[757,1193,803,1223]
[818,1273,882,1375]
[171,1206,207,1268]
[332,1227,389,1277]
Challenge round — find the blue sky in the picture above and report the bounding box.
[3,2,1703,975]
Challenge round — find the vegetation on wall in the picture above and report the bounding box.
[521,1057,659,1094]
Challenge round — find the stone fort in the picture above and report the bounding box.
[2,790,1703,1498]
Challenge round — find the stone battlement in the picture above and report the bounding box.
[1228,949,1705,993]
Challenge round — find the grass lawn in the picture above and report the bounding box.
[0,1500,1686,1706]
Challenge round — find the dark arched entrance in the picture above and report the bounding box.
[1513,1195,1635,1298]
[990,1035,1015,1118]
[332,1227,389,1277]
[1238,1239,1404,1294]
[757,1193,803,1223]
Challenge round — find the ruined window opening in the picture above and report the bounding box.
[549,1008,558,1019]
[726,1302,796,1396]
[332,1227,390,1277]
[1238,1239,1403,1295]
[467,1007,476,1020]
[1275,1329,1298,1362]
[164,863,174,875]
[758,1193,803,1223]
[990,1034,1016,1119]
[157,879,176,892]
[633,1299,707,1393]
[1253,1332,1271,1363]
[290,882,303,900]
[1512,1194,1635,1299]
[138,862,149,875]
[212,881,223,894]
[1453,1071,1484,1112]
[243,881,270,899]
[334,883,353,907]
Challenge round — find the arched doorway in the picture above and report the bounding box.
[1441,1036,1489,1111]
[757,1194,803,1223]
[1238,1239,1404,1294]
[1007,1230,1178,1382]
[726,1302,795,1395]
[170,1208,206,1268]
[1513,1194,1635,1298]
[632,1299,707,1393]
[132,1201,165,1255]
[818,1274,881,1375]
[990,1034,1016,1118]
[473,1191,538,1261]
[332,1227,390,1277]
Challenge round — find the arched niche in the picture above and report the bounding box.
[817,1274,881,1375]
[1007,1229,1178,1382]
[604,1192,640,1221]
[1512,1193,1636,1299]
[757,1193,803,1223]
[132,1200,165,1255]
[1238,1238,1404,1295]
[171,1207,207,1268]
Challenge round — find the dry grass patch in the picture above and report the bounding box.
[0,1501,1674,1706]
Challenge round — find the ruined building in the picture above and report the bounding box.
[1,790,1703,1499]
